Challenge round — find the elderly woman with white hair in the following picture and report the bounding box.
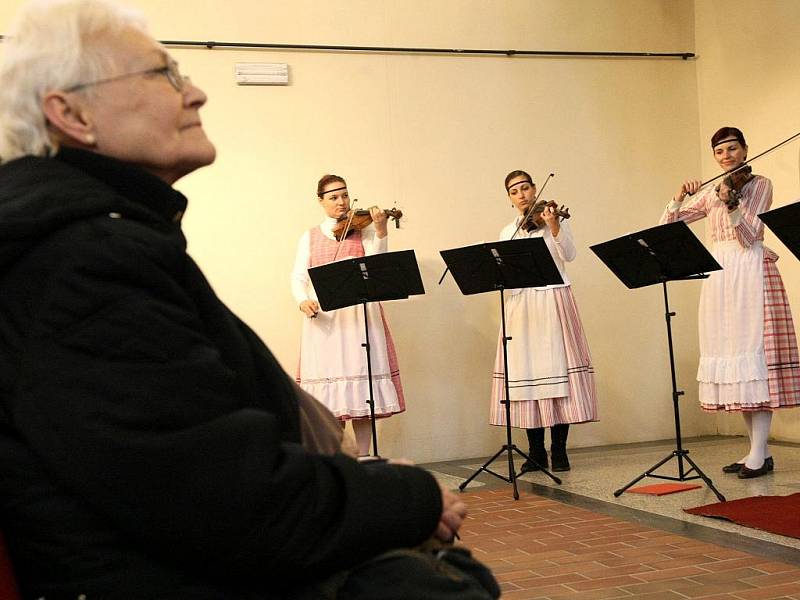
[0,1,484,598]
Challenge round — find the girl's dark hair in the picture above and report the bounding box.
[711,127,746,148]
[504,170,533,192]
[317,174,346,198]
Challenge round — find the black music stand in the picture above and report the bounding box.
[760,200,800,262]
[441,238,564,500]
[591,221,726,502]
[308,250,424,457]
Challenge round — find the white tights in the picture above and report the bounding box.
[351,419,374,456]
[739,411,773,469]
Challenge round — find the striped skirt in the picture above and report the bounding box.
[698,242,800,411]
[490,285,598,429]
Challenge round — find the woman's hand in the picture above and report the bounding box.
[299,299,320,318]
[716,180,731,203]
[434,485,467,543]
[361,459,466,542]
[541,204,560,236]
[716,180,740,211]
[370,206,388,238]
[674,179,702,202]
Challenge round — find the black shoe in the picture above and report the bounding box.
[520,450,547,473]
[551,451,571,472]
[738,460,771,479]
[722,461,744,474]
[723,456,773,474]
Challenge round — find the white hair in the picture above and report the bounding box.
[0,0,148,162]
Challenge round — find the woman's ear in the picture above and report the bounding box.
[42,91,96,147]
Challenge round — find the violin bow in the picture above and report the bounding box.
[689,129,800,196]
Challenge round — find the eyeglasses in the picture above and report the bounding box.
[64,59,189,93]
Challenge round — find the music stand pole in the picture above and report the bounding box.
[459,287,562,499]
[664,280,687,475]
[613,277,725,502]
[499,289,518,496]
[360,300,379,457]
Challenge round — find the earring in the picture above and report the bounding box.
[85,133,96,145]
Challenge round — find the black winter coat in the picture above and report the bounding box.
[0,149,441,599]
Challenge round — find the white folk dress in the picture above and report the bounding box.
[291,219,405,420]
[489,218,598,429]
[659,175,800,411]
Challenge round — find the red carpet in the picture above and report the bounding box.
[0,533,21,600]
[685,493,800,539]
[627,482,702,495]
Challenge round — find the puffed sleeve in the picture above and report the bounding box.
[659,187,710,225]
[360,223,388,256]
[290,230,312,304]
[729,176,771,248]
[552,219,576,262]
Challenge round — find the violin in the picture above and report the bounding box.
[715,165,753,211]
[332,207,403,241]
[521,199,571,231]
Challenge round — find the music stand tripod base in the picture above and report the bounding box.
[613,448,724,501]
[458,436,562,500]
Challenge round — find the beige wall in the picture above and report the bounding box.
[695,0,800,443]
[2,1,725,463]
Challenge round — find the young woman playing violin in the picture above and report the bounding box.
[661,127,800,479]
[489,170,598,473]
[290,174,405,456]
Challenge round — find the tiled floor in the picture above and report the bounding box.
[423,436,800,599]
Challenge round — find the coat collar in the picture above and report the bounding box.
[56,147,188,223]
